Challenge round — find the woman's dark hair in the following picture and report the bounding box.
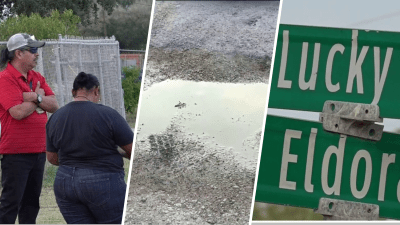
[73,72,100,92]
[0,48,15,68]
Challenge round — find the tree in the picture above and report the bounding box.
[0,0,134,25]
[1,0,151,49]
[121,66,141,114]
[106,16,149,50]
[0,9,81,41]
[80,2,151,50]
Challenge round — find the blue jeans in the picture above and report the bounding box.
[0,153,46,224]
[54,166,126,224]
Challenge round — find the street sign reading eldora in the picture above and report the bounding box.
[256,115,400,220]
[269,24,400,119]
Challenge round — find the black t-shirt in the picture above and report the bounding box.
[46,101,133,173]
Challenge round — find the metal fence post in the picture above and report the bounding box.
[54,44,65,107]
[116,43,126,118]
[78,43,83,73]
[97,45,106,105]
[59,42,71,102]
[36,48,44,75]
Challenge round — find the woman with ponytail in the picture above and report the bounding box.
[46,72,133,224]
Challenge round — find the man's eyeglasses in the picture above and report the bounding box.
[19,47,38,54]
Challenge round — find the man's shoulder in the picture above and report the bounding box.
[0,68,14,82]
[0,68,12,77]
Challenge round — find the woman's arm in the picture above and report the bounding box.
[46,151,59,166]
[119,143,132,160]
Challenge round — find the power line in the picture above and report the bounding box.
[348,9,400,27]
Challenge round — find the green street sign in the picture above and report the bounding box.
[269,24,400,119]
[255,115,400,219]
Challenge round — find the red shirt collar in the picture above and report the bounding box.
[6,62,33,82]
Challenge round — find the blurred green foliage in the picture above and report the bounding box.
[0,0,127,26]
[106,16,149,50]
[122,66,141,114]
[0,9,81,41]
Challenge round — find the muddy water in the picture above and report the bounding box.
[137,80,268,168]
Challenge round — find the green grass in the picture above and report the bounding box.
[126,110,137,128]
[123,158,130,182]
[36,187,66,224]
[42,164,58,188]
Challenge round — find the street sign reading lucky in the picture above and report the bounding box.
[255,115,400,220]
[269,24,400,119]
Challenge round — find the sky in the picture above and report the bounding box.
[280,0,400,32]
[268,0,400,132]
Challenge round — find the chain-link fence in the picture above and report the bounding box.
[0,35,127,224]
[0,34,126,118]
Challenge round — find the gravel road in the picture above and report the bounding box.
[150,1,277,57]
[125,1,279,224]
[143,1,278,90]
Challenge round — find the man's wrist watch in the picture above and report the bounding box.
[37,94,43,104]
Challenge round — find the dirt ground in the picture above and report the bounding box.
[124,1,278,224]
[143,48,270,91]
[125,124,259,224]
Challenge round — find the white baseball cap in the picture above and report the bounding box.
[7,33,45,51]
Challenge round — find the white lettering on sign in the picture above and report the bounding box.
[347,30,369,95]
[325,44,345,93]
[378,153,395,201]
[279,128,400,203]
[397,180,400,202]
[321,135,346,196]
[277,30,393,105]
[350,150,372,199]
[277,30,291,89]
[279,129,301,190]
[372,47,393,105]
[299,43,320,91]
[304,128,318,192]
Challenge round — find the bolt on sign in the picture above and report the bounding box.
[255,24,400,220]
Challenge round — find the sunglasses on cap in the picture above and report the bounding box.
[19,47,38,54]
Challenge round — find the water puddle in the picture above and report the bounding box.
[137,80,268,168]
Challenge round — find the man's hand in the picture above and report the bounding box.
[35,81,45,96]
[23,81,45,104]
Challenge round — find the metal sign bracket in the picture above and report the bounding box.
[319,101,384,141]
[315,198,379,220]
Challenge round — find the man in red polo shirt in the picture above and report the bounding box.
[0,33,59,224]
